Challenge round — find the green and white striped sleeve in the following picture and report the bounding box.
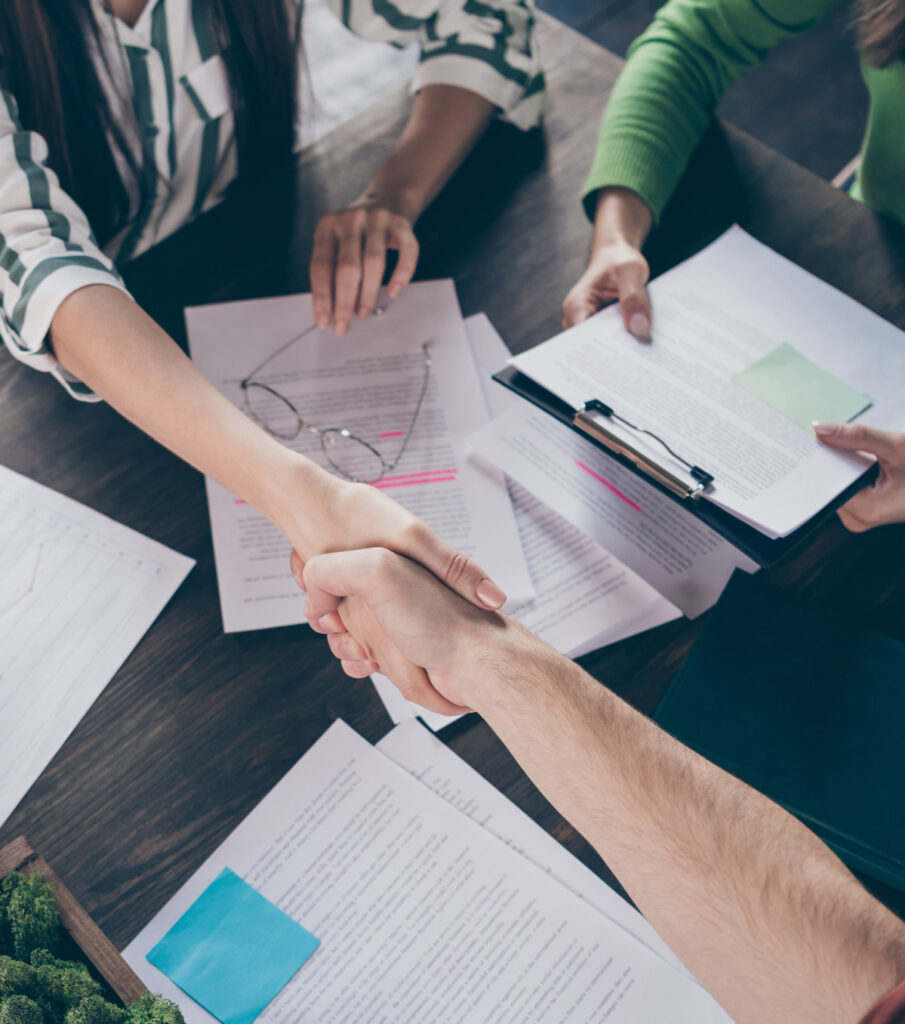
[333,0,545,129]
[0,87,129,400]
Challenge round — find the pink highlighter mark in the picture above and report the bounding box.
[374,475,458,491]
[378,430,406,440]
[234,499,248,505]
[574,460,642,512]
[376,468,458,486]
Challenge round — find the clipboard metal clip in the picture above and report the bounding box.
[574,399,715,500]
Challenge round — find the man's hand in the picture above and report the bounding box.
[298,548,511,715]
[814,422,905,531]
[562,186,653,335]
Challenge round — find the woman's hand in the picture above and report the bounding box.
[562,186,654,337]
[310,201,419,336]
[283,465,506,614]
[814,421,905,531]
[309,84,494,337]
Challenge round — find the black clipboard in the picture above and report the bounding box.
[493,365,876,567]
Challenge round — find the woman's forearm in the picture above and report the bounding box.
[355,84,494,221]
[50,284,333,548]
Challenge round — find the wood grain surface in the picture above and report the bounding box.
[0,836,146,1002]
[1,12,903,958]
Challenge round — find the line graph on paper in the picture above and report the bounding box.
[0,540,46,619]
[0,467,193,827]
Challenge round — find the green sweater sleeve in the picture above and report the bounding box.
[582,0,841,223]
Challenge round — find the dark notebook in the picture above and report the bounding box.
[655,572,905,892]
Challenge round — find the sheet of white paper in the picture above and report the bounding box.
[124,720,729,1023]
[472,406,757,618]
[187,283,532,632]
[370,317,680,731]
[377,720,694,977]
[0,466,193,826]
[509,227,905,538]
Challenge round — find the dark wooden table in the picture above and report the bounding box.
[2,13,904,951]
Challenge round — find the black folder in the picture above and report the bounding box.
[493,365,876,567]
[655,572,905,893]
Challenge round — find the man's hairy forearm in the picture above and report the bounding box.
[467,623,905,1024]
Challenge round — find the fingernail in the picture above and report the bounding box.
[357,307,368,318]
[476,578,506,609]
[388,283,402,298]
[317,611,344,632]
[629,313,651,338]
[316,314,329,329]
[335,320,348,336]
[812,421,838,438]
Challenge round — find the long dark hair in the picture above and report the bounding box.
[0,0,296,247]
[855,0,905,67]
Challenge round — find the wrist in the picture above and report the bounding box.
[353,181,422,225]
[260,451,341,556]
[452,616,560,717]
[592,186,652,252]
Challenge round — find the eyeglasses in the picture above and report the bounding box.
[240,323,432,484]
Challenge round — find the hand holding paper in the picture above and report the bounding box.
[814,422,905,531]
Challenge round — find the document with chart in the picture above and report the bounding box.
[186,283,532,632]
[124,720,730,1023]
[0,466,193,826]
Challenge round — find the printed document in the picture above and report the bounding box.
[186,284,531,631]
[124,720,729,1023]
[370,317,679,731]
[0,466,193,826]
[472,406,756,619]
[509,227,905,538]
[376,720,694,977]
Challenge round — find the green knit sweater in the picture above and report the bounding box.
[583,0,905,229]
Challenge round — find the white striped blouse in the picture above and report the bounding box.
[0,0,544,399]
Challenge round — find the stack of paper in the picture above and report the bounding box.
[123,719,730,1023]
[0,465,193,826]
[374,315,680,731]
[187,286,684,733]
[504,228,905,542]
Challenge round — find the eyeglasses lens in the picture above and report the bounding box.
[245,384,303,441]
[321,429,386,483]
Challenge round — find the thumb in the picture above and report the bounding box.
[302,549,381,632]
[614,262,651,340]
[813,421,900,463]
[403,523,506,609]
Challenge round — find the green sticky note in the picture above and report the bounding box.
[147,867,320,1024]
[733,343,872,431]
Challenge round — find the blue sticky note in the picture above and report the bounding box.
[147,867,319,1024]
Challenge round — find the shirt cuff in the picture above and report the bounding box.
[581,129,685,225]
[412,56,545,131]
[1,258,130,402]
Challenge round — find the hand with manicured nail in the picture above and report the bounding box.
[562,187,653,338]
[285,473,506,630]
[310,203,419,335]
[814,421,905,531]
